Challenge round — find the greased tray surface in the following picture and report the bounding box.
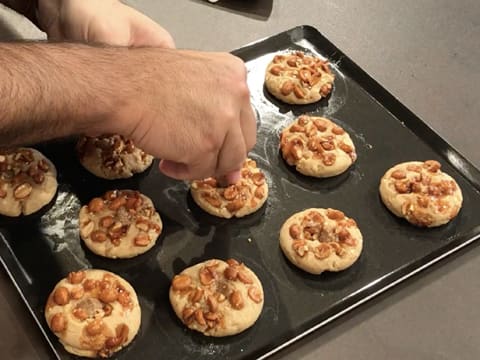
[2,26,480,360]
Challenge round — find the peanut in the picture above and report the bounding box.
[248,286,263,303]
[331,126,345,135]
[50,313,66,332]
[322,153,336,166]
[13,183,32,199]
[269,65,284,76]
[70,286,85,300]
[237,270,253,284]
[223,185,238,200]
[207,295,218,312]
[229,290,244,310]
[172,275,192,291]
[72,308,88,321]
[90,230,108,243]
[289,224,301,239]
[99,287,118,303]
[251,172,265,186]
[424,160,441,172]
[99,216,115,228]
[314,243,331,259]
[281,81,294,96]
[85,319,104,336]
[191,288,204,303]
[109,196,126,210]
[88,197,104,213]
[134,233,150,247]
[224,265,239,281]
[326,209,345,220]
[53,286,69,306]
[391,170,407,180]
[195,309,207,326]
[293,85,305,99]
[320,83,332,96]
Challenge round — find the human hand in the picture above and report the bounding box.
[38,0,175,48]
[102,49,256,181]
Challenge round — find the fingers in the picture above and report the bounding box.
[160,78,255,183]
[215,118,248,177]
[160,118,247,182]
[241,100,257,153]
[216,99,256,186]
[217,170,241,187]
[159,148,216,181]
[158,160,189,180]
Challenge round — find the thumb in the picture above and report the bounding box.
[128,10,176,48]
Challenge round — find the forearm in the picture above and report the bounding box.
[0,42,126,146]
[1,0,37,25]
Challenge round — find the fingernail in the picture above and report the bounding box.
[218,171,241,187]
[226,171,241,184]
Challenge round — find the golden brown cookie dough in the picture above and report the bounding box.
[45,269,141,358]
[76,135,153,179]
[280,115,357,177]
[0,147,57,216]
[190,158,268,219]
[379,160,463,227]
[79,190,162,259]
[169,259,264,337]
[265,51,335,104]
[280,208,363,274]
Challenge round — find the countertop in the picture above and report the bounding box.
[0,0,479,359]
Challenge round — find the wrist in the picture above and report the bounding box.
[0,42,130,146]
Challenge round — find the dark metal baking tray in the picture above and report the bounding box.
[1,25,480,359]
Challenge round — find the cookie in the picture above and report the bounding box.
[280,115,357,177]
[45,269,141,358]
[265,51,335,104]
[190,158,268,218]
[76,135,153,179]
[279,208,363,274]
[79,190,162,259]
[169,259,264,337]
[379,160,463,227]
[0,147,57,216]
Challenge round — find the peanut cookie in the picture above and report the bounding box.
[0,147,57,216]
[280,208,363,274]
[190,158,268,218]
[45,269,141,358]
[265,51,335,104]
[169,259,264,337]
[379,160,463,227]
[79,190,162,259]
[76,135,153,179]
[280,115,357,177]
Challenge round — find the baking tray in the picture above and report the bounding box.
[2,25,480,359]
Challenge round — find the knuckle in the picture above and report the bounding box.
[226,54,247,78]
[237,81,250,99]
